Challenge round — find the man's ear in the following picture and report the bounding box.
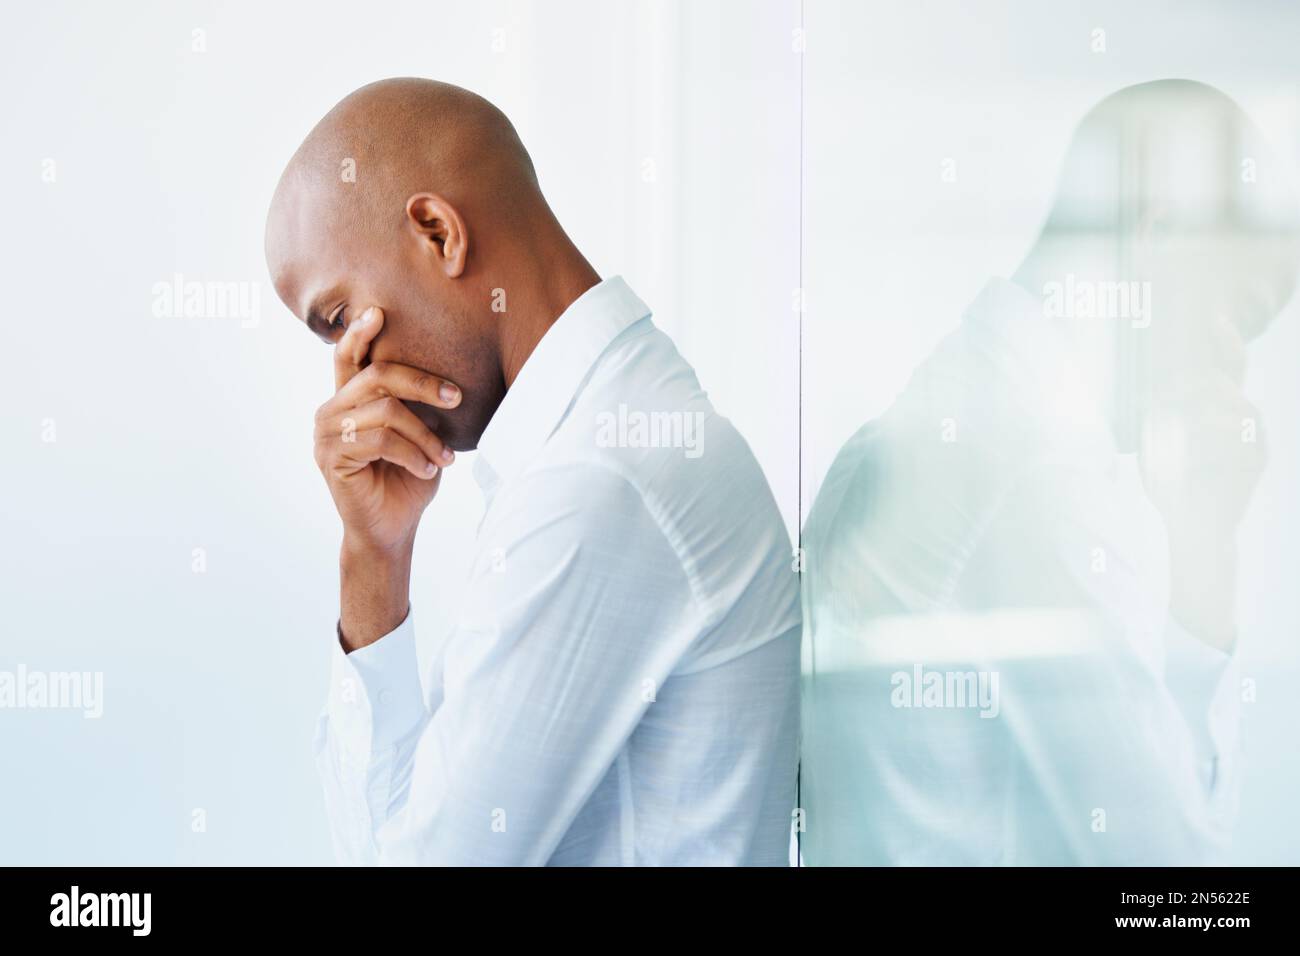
[405,193,468,278]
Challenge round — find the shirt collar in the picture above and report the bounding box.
[472,275,651,495]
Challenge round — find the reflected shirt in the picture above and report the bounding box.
[801,277,1241,865]
[313,276,800,866]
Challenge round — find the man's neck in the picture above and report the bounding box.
[498,247,601,389]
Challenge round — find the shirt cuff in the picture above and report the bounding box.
[326,606,427,753]
[1164,617,1240,793]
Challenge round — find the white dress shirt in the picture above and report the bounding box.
[802,277,1241,865]
[313,276,801,866]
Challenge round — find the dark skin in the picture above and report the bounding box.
[265,78,599,650]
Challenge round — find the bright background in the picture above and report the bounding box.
[4,0,1300,866]
[0,0,800,864]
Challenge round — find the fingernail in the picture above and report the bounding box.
[439,383,460,405]
[425,461,438,477]
[440,447,455,465]
[357,307,376,326]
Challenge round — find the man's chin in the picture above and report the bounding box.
[403,399,480,452]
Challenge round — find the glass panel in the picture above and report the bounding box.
[800,0,1300,865]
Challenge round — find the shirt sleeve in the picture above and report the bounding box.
[313,462,695,866]
[1163,617,1242,828]
[311,607,435,865]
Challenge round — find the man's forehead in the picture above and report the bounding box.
[272,257,339,325]
[267,189,347,316]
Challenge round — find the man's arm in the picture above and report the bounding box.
[302,305,462,863]
[339,535,414,651]
[312,305,462,650]
[315,462,695,865]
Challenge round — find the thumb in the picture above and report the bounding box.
[334,306,385,390]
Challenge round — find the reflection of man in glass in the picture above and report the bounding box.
[801,80,1300,864]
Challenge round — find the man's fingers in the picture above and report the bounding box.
[327,360,463,414]
[317,428,441,481]
[334,306,386,390]
[317,396,456,468]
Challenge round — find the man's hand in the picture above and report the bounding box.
[313,306,462,650]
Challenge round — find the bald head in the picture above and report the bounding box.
[1043,80,1300,240]
[1022,79,1300,347]
[269,78,542,259]
[265,78,598,451]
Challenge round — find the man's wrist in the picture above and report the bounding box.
[338,533,415,652]
[1166,528,1238,653]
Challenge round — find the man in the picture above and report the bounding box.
[264,78,799,865]
[801,80,1300,864]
